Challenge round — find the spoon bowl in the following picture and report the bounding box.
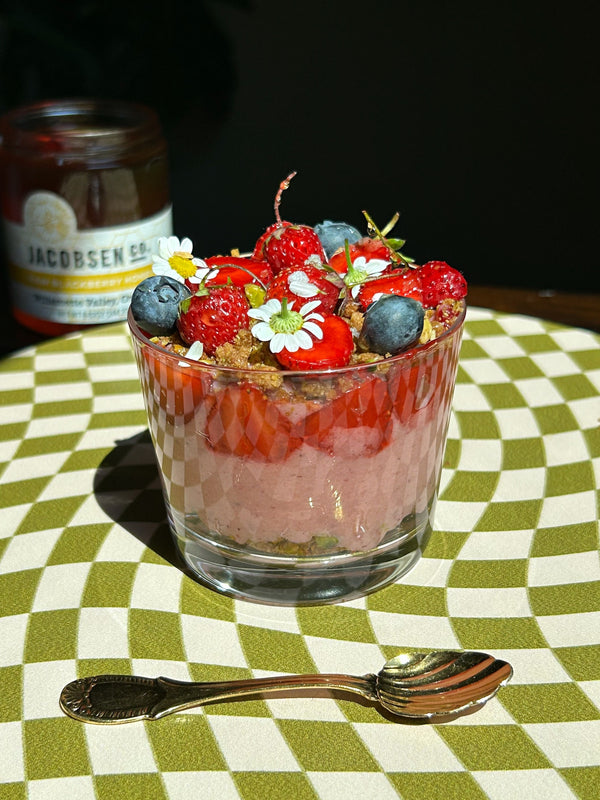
[375,650,513,717]
[60,649,512,724]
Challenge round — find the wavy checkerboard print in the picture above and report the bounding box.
[1,308,599,799]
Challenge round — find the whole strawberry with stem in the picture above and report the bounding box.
[177,284,250,356]
[256,172,326,274]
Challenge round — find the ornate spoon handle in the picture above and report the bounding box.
[60,672,376,724]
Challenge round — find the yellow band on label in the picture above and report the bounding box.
[9,261,154,294]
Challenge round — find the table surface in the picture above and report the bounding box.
[1,307,599,799]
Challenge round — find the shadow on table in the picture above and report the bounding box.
[93,429,196,579]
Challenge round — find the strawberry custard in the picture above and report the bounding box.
[128,174,466,604]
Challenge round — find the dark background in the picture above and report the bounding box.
[0,0,598,293]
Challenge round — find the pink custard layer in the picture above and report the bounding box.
[183,414,445,551]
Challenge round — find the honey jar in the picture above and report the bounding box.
[0,98,172,335]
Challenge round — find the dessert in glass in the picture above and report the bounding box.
[128,176,466,604]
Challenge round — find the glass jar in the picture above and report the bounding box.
[0,98,172,335]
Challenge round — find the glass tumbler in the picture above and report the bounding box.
[128,305,465,605]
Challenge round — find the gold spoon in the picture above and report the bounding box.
[60,650,512,723]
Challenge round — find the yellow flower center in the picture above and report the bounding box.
[169,251,197,279]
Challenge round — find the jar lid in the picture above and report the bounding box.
[0,98,165,164]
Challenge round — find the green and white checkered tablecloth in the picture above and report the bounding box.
[1,307,599,800]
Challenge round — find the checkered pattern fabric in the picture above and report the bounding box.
[1,307,599,799]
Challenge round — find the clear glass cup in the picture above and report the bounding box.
[128,305,465,605]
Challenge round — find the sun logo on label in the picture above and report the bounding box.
[23,191,77,244]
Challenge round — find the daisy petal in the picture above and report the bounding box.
[248,308,271,323]
[165,236,181,255]
[153,265,184,283]
[300,299,322,315]
[270,332,287,353]
[303,321,324,339]
[294,329,313,349]
[283,333,300,352]
[288,272,319,297]
[265,298,283,314]
[251,322,274,342]
[365,258,390,275]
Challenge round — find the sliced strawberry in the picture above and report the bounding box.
[204,382,302,461]
[264,264,341,314]
[141,346,212,421]
[387,348,446,424]
[275,314,354,370]
[419,261,467,306]
[205,255,273,289]
[300,373,393,456]
[328,237,392,274]
[357,268,423,308]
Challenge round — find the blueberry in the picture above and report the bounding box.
[314,219,362,259]
[130,275,192,336]
[360,295,425,355]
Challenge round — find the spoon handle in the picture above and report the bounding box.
[60,672,376,724]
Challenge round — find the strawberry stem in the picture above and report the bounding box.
[211,262,269,291]
[381,212,400,237]
[341,239,371,290]
[362,210,408,266]
[274,171,297,226]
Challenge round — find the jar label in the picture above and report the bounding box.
[3,191,173,324]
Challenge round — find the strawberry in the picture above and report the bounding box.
[419,261,467,307]
[300,374,393,456]
[387,348,446,425]
[204,382,302,461]
[357,267,423,308]
[252,221,290,260]
[328,210,414,278]
[264,263,341,314]
[275,314,354,370]
[328,236,392,275]
[263,223,326,274]
[204,255,273,289]
[177,285,250,356]
[254,172,326,273]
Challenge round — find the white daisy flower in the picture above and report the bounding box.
[248,298,324,353]
[342,256,390,297]
[152,235,218,285]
